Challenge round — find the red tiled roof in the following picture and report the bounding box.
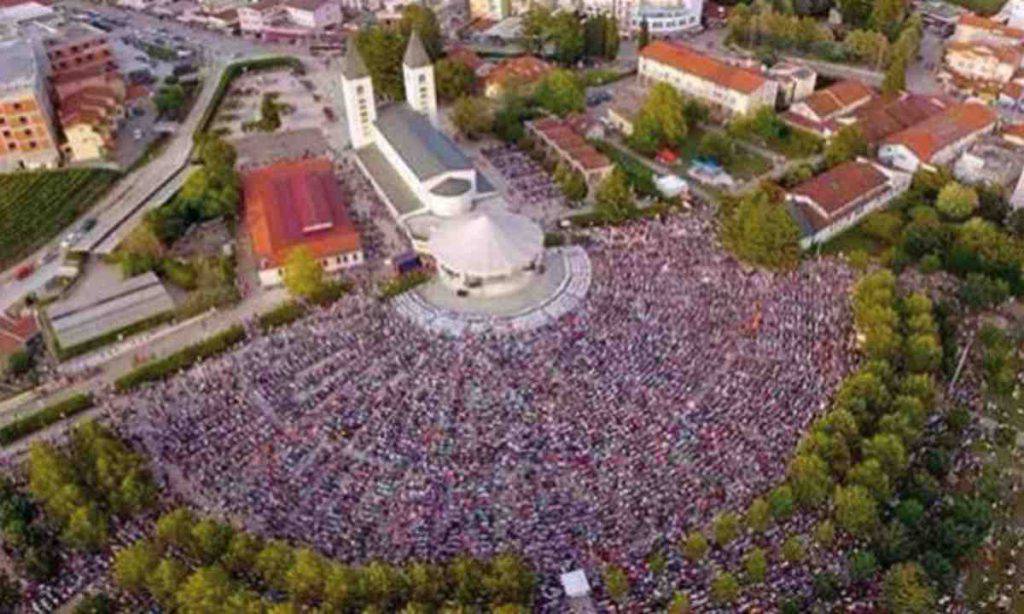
[244,159,361,268]
[446,46,484,71]
[850,93,949,144]
[882,102,997,162]
[958,13,1024,39]
[946,40,1023,64]
[1003,122,1024,137]
[800,80,874,119]
[528,117,612,172]
[485,55,553,88]
[790,161,890,231]
[0,313,37,355]
[639,41,767,95]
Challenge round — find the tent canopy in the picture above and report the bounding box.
[428,210,543,278]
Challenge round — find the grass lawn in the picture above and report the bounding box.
[819,225,889,257]
[0,169,119,269]
[670,127,771,181]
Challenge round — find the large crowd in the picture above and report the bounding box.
[104,211,859,608]
[482,145,566,210]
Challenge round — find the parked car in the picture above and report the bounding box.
[81,218,97,232]
[14,263,34,280]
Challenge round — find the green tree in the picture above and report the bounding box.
[357,27,406,100]
[62,504,108,551]
[936,182,979,221]
[484,553,535,606]
[113,540,160,593]
[638,17,650,49]
[405,561,446,606]
[824,125,868,167]
[682,531,709,562]
[286,548,327,604]
[843,29,890,68]
[594,169,636,222]
[814,519,836,546]
[324,563,363,611]
[147,557,188,607]
[584,15,606,58]
[746,497,772,532]
[448,555,485,605]
[522,6,553,54]
[554,164,588,202]
[191,519,233,565]
[834,485,879,537]
[724,189,800,270]
[6,350,32,376]
[550,12,585,65]
[360,560,406,609]
[882,563,936,613]
[781,535,806,563]
[435,59,477,103]
[769,484,795,519]
[255,540,296,592]
[839,0,874,27]
[788,453,833,508]
[398,5,443,60]
[697,131,736,166]
[712,511,742,546]
[156,507,195,552]
[882,51,907,94]
[154,84,186,118]
[602,564,629,605]
[451,96,493,140]
[223,532,263,575]
[629,83,688,153]
[667,591,690,613]
[870,0,905,37]
[72,593,113,614]
[0,572,19,611]
[177,565,234,612]
[862,432,908,478]
[535,69,584,116]
[282,246,327,300]
[848,549,878,583]
[710,571,740,604]
[605,16,620,59]
[743,547,768,583]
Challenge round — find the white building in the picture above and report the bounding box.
[238,0,341,38]
[787,159,910,249]
[578,0,702,36]
[953,13,1024,47]
[879,102,998,172]
[638,41,777,116]
[944,41,1021,86]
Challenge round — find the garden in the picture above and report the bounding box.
[0,169,119,269]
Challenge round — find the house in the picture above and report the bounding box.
[787,159,911,249]
[846,92,950,145]
[483,55,553,99]
[0,312,38,357]
[1002,122,1024,145]
[943,41,1021,87]
[953,13,1024,46]
[878,102,998,172]
[767,62,816,107]
[787,80,874,125]
[238,0,341,39]
[637,41,777,117]
[526,116,615,186]
[953,135,1024,188]
[243,158,364,287]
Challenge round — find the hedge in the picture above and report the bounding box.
[0,394,94,446]
[379,270,430,300]
[115,325,246,392]
[54,311,175,361]
[257,301,307,332]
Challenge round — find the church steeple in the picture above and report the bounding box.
[402,30,438,126]
[340,41,376,149]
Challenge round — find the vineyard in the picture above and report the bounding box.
[0,169,119,269]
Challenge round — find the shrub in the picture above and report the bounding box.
[258,301,308,332]
[0,394,94,446]
[115,326,246,391]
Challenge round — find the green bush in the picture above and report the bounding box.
[258,302,308,332]
[0,394,94,446]
[379,270,430,300]
[115,326,246,391]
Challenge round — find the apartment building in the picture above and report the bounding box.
[0,39,60,171]
[637,41,777,116]
[953,13,1024,46]
[238,0,341,39]
[944,41,1021,86]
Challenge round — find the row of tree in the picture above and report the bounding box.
[522,7,619,65]
[115,507,536,611]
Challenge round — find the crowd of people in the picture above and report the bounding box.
[101,211,859,608]
[481,145,565,209]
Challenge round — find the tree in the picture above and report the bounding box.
[882,51,907,95]
[448,555,485,605]
[405,561,446,606]
[554,164,588,202]
[710,571,739,604]
[839,0,874,27]
[147,557,188,607]
[360,560,406,609]
[768,484,795,519]
[870,0,905,38]
[743,547,768,583]
[682,531,709,562]
[451,96,492,140]
[584,16,606,59]
[0,572,19,611]
[862,432,908,477]
[604,16,620,59]
[282,246,327,300]
[848,459,892,501]
[834,485,879,537]
[788,454,833,508]
[550,12,585,65]
[630,83,688,153]
[814,519,836,546]
[667,592,690,613]
[286,548,327,604]
[638,17,650,49]
[73,593,114,614]
[882,563,936,613]
[177,565,234,611]
[936,182,979,221]
[746,497,771,532]
[223,532,263,575]
[824,125,868,167]
[154,84,186,118]
[724,189,800,270]
[156,507,195,552]
[697,132,736,166]
[522,6,553,54]
[483,553,535,606]
[113,540,160,593]
[398,5,442,60]
[712,511,741,546]
[435,59,476,103]
[7,350,31,376]
[535,69,584,117]
[323,563,362,611]
[191,519,233,565]
[256,541,296,592]
[62,504,108,551]
[960,273,1010,309]
[594,169,635,222]
[602,564,629,605]
[848,549,878,583]
[843,29,889,68]
[781,535,806,563]
[357,27,406,101]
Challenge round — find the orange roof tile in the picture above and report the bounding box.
[485,55,553,88]
[639,41,767,95]
[958,13,1024,39]
[801,80,874,119]
[791,161,889,219]
[883,102,997,162]
[244,159,361,268]
[946,40,1023,64]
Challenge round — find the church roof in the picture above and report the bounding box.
[342,39,369,79]
[375,104,473,180]
[404,29,431,68]
[427,210,543,278]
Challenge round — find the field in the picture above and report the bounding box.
[0,169,119,269]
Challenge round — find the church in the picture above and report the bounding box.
[344,33,546,298]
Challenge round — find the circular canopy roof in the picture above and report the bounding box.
[428,210,544,278]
